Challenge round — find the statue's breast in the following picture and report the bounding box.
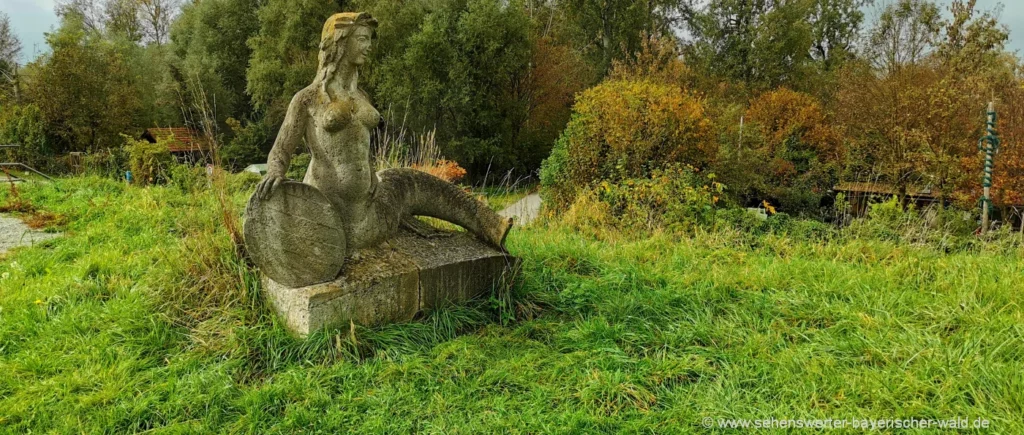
[353,94,381,129]
[316,93,379,133]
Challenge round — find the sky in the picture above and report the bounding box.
[2,0,1024,64]
[4,0,57,63]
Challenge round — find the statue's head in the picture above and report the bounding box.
[317,12,378,83]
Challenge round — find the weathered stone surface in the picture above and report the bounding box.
[395,231,518,310]
[246,12,518,332]
[245,181,347,288]
[250,11,512,266]
[263,229,518,337]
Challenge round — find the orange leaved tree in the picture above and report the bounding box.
[742,87,844,213]
[540,79,716,210]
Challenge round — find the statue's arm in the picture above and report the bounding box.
[258,90,309,199]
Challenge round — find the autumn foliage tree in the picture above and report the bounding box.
[513,37,595,175]
[540,79,715,209]
[992,81,1024,223]
[743,88,843,212]
[837,0,1009,214]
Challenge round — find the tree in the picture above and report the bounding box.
[934,0,1011,207]
[808,0,870,69]
[246,0,344,124]
[0,12,22,101]
[865,0,942,74]
[27,15,142,152]
[139,0,182,45]
[104,0,144,42]
[134,44,182,127]
[515,36,595,175]
[0,104,50,169]
[172,0,261,125]
[56,0,180,45]
[835,0,945,204]
[739,87,843,213]
[836,60,930,202]
[560,0,681,73]
[683,0,867,92]
[55,0,106,33]
[366,0,533,174]
[837,1,1008,209]
[993,74,1024,222]
[0,12,19,69]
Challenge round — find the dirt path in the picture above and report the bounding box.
[0,215,61,255]
[499,193,542,225]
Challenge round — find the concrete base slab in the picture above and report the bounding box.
[263,229,519,337]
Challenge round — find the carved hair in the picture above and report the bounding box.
[315,12,378,97]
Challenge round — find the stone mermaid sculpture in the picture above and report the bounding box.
[254,12,512,260]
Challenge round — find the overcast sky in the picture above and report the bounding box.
[3,0,1024,64]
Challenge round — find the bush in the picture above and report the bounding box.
[540,79,716,210]
[843,196,985,251]
[553,164,724,236]
[598,164,723,233]
[81,148,129,179]
[0,104,51,171]
[287,153,311,180]
[729,88,843,216]
[123,135,173,185]
[221,118,271,171]
[169,163,208,193]
[227,171,262,194]
[716,208,835,241]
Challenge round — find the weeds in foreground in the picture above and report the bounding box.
[22,210,67,230]
[0,170,34,213]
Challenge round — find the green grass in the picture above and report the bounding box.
[0,176,1021,432]
[474,184,533,213]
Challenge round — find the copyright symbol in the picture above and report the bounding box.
[702,417,714,428]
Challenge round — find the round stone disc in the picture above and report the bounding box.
[244,181,346,287]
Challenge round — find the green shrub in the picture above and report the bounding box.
[221,118,272,171]
[716,208,834,241]
[228,171,262,194]
[554,164,724,236]
[169,163,207,193]
[288,153,311,180]
[123,134,173,185]
[81,147,128,179]
[540,79,716,210]
[715,207,767,234]
[843,196,919,241]
[597,164,723,233]
[843,197,988,252]
[0,103,51,171]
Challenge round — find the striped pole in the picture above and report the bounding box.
[979,102,999,234]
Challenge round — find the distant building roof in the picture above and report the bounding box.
[834,182,936,199]
[141,128,212,153]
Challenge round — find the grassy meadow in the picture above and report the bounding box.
[0,176,1022,432]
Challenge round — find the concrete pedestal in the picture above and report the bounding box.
[263,229,518,337]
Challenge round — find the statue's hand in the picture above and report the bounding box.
[256,174,285,200]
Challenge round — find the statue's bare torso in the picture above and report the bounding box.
[295,86,381,246]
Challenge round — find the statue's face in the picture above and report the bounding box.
[344,26,373,66]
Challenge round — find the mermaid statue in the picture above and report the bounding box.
[252,11,513,267]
